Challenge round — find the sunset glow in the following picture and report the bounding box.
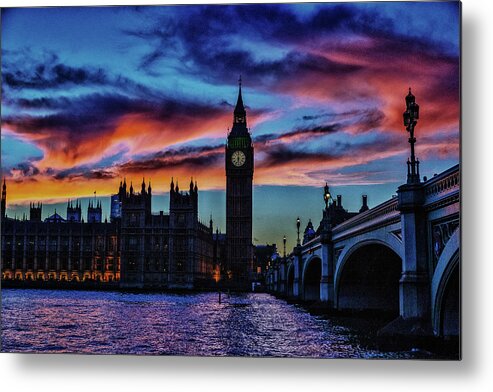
[1,3,459,248]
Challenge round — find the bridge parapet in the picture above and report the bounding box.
[423,164,459,209]
[299,236,321,256]
[332,197,399,241]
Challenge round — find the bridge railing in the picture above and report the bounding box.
[332,197,399,240]
[423,164,460,207]
[292,164,459,253]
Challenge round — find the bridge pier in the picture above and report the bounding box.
[293,246,302,297]
[397,183,430,321]
[279,261,286,295]
[377,182,434,340]
[320,228,334,305]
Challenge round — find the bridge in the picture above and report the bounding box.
[266,164,460,339]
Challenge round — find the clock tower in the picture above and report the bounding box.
[225,78,254,287]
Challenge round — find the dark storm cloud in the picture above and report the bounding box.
[125,3,453,85]
[254,124,341,144]
[119,145,224,173]
[1,49,163,101]
[301,109,385,131]
[260,145,334,167]
[3,93,143,134]
[3,63,107,89]
[152,144,223,159]
[353,109,386,133]
[54,169,117,181]
[3,91,229,137]
[258,130,400,168]
[124,4,367,76]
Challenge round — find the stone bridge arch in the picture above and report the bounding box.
[302,255,322,301]
[431,228,460,337]
[334,238,402,315]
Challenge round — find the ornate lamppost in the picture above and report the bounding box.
[296,217,301,246]
[323,182,332,210]
[403,88,420,184]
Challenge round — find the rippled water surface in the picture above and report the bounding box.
[2,289,439,358]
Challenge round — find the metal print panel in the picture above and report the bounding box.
[0,2,460,359]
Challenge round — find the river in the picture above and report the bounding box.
[1,289,453,358]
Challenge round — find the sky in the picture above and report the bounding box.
[1,2,460,250]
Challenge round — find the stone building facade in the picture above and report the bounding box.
[1,178,216,289]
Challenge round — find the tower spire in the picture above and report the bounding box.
[234,75,246,118]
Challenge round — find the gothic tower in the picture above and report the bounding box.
[225,78,254,287]
[168,177,199,289]
[67,199,82,222]
[1,179,6,220]
[119,178,152,289]
[29,202,42,222]
[87,200,102,223]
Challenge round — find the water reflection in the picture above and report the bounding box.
[2,289,437,358]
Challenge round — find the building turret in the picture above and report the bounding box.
[67,199,82,222]
[303,219,316,244]
[141,177,146,195]
[29,202,42,222]
[359,195,369,213]
[87,199,102,223]
[169,178,198,220]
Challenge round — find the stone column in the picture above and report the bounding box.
[320,236,334,305]
[319,209,334,304]
[397,182,430,320]
[279,260,286,295]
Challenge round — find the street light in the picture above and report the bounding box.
[283,235,287,258]
[403,87,420,184]
[296,217,301,246]
[323,182,331,209]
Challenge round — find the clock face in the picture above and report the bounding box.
[231,150,246,167]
